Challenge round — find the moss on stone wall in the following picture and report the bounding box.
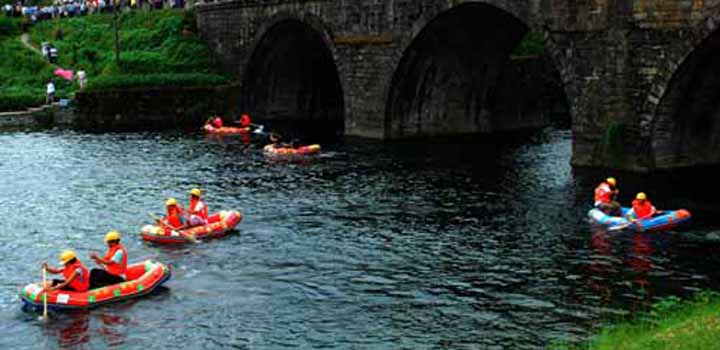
[601,121,637,169]
[512,32,544,57]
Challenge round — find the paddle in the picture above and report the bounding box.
[147,213,198,244]
[233,120,265,134]
[609,212,641,232]
[252,124,265,134]
[608,221,632,232]
[41,267,47,321]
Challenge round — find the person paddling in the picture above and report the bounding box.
[41,250,90,292]
[594,177,621,216]
[627,192,658,221]
[268,133,294,148]
[148,198,197,243]
[160,198,188,230]
[212,116,223,129]
[269,133,281,148]
[88,231,127,289]
[239,113,252,128]
[187,188,208,226]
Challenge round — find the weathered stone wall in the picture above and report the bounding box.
[491,56,566,131]
[0,105,75,129]
[0,110,50,129]
[196,0,720,171]
[74,85,241,130]
[538,0,720,171]
[195,0,544,139]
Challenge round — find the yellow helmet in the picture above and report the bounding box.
[636,192,647,200]
[606,177,617,186]
[59,250,76,265]
[190,188,202,197]
[105,230,121,242]
[166,198,178,207]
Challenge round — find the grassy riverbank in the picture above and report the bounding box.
[0,17,55,111]
[0,10,228,112]
[553,291,720,350]
[28,9,229,90]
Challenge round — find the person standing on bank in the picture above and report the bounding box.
[46,78,55,104]
[89,230,127,289]
[76,69,87,90]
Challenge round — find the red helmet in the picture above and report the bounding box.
[212,117,223,128]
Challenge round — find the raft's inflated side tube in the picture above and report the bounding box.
[203,124,251,135]
[588,207,691,232]
[141,210,243,244]
[263,144,321,156]
[20,260,171,311]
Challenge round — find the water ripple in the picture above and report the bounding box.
[0,129,719,349]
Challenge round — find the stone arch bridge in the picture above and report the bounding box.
[196,0,720,172]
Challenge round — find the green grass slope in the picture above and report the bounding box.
[28,9,228,91]
[552,291,720,350]
[0,17,54,111]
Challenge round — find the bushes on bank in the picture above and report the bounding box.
[29,9,218,78]
[0,9,228,112]
[0,90,46,111]
[0,17,19,37]
[85,73,229,91]
[0,37,56,112]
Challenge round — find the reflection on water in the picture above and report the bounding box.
[0,128,718,349]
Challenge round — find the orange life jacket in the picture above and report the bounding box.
[189,198,208,219]
[166,206,185,228]
[103,243,127,277]
[240,114,251,127]
[632,199,655,219]
[62,259,89,292]
[594,182,613,204]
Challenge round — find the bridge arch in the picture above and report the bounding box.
[646,11,720,168]
[241,13,344,138]
[383,1,560,138]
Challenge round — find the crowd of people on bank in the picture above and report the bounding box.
[3,0,186,24]
[4,0,184,108]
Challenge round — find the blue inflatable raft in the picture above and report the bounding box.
[588,207,691,232]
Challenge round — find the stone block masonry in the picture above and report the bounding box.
[73,85,242,131]
[197,0,720,171]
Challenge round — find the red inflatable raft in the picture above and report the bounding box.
[141,210,243,244]
[203,124,251,135]
[263,144,321,156]
[20,260,171,310]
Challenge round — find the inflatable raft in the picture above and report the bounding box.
[141,210,243,244]
[20,260,170,311]
[203,124,251,135]
[263,144,321,156]
[588,207,691,232]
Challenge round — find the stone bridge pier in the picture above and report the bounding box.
[197,0,720,172]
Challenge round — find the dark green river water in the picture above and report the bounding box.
[1,128,719,349]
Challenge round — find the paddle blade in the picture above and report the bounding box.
[608,222,631,232]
